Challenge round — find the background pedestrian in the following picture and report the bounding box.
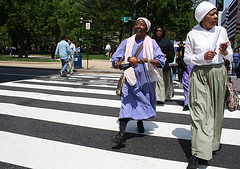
[154,26,175,104]
[68,39,76,74]
[55,35,71,77]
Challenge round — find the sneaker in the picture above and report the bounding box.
[187,154,199,169]
[137,120,145,133]
[110,132,126,145]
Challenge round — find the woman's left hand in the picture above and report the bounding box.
[219,41,229,56]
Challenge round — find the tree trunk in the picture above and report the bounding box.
[18,42,24,58]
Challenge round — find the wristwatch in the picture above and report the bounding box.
[148,58,151,64]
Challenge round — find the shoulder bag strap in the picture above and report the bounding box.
[134,42,143,58]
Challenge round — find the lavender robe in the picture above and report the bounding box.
[182,64,194,106]
[112,38,165,120]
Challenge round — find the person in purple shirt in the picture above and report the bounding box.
[111,17,165,146]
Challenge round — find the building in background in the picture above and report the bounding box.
[221,0,240,48]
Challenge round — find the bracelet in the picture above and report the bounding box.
[148,58,151,64]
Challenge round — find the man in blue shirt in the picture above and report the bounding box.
[55,35,71,77]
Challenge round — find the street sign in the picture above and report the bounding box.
[86,23,90,30]
[121,17,131,23]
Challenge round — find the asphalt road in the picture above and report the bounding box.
[0,68,239,169]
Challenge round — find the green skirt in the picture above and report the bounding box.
[188,63,227,160]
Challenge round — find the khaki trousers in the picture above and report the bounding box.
[188,63,227,160]
[156,68,174,102]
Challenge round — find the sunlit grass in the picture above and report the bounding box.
[0,53,110,62]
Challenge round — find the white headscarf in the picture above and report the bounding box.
[136,17,151,32]
[194,1,216,23]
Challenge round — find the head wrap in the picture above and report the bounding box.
[136,17,151,32]
[194,1,216,23]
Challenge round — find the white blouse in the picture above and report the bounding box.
[184,24,233,66]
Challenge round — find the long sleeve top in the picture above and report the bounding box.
[184,24,233,66]
[55,40,71,60]
[155,38,175,71]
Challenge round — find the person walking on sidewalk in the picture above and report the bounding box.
[184,2,233,168]
[111,17,165,146]
[68,39,76,74]
[55,35,71,77]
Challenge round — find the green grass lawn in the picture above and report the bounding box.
[0,53,110,62]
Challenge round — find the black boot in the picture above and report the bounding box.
[187,154,199,169]
[137,120,145,133]
[183,105,189,111]
[110,132,126,145]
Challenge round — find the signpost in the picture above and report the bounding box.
[86,20,92,69]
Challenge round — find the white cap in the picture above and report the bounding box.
[194,1,216,22]
[136,17,151,32]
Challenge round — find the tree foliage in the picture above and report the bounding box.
[0,0,200,57]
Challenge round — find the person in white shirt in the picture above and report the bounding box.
[184,2,233,169]
[105,43,111,57]
[68,39,76,74]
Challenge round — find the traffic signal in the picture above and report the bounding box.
[216,0,224,11]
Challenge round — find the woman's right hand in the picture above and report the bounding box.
[204,51,217,60]
[114,61,120,68]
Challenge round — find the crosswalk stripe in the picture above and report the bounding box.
[0,81,186,101]
[0,82,116,96]
[1,102,240,146]
[0,88,239,119]
[18,79,117,88]
[18,79,184,91]
[0,131,224,169]
[17,78,185,94]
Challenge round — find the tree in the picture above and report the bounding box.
[134,0,195,40]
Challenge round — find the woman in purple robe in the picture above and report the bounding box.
[111,17,165,146]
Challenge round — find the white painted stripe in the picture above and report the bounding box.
[166,95,184,101]
[0,81,185,101]
[18,79,117,88]
[0,82,187,100]
[0,89,239,119]
[0,103,240,146]
[0,89,120,107]
[174,88,184,93]
[75,73,121,77]
[19,79,84,86]
[20,79,183,90]
[0,131,223,169]
[0,82,116,95]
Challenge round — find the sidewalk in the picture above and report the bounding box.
[0,56,239,91]
[0,58,122,74]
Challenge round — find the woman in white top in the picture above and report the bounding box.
[184,1,233,169]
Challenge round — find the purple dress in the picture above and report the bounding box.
[112,38,165,120]
[182,64,194,106]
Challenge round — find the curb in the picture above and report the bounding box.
[0,65,122,74]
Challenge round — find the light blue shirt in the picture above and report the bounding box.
[55,40,71,59]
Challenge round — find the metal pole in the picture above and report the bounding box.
[131,0,134,36]
[87,31,89,69]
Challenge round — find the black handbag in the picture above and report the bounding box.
[234,62,240,78]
